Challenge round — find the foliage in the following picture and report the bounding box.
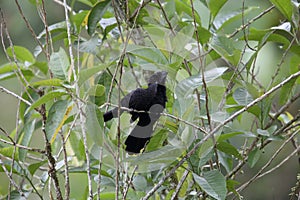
[0,0,299,199]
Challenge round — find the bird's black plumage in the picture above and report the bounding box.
[103,71,167,154]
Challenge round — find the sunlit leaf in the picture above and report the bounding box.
[208,0,227,18]
[31,79,63,87]
[28,90,67,112]
[7,46,35,64]
[28,160,47,176]
[270,0,293,21]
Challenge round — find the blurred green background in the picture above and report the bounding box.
[0,0,298,199]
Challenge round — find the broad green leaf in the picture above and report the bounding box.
[45,100,71,142]
[279,77,297,105]
[132,175,147,191]
[0,63,34,81]
[248,147,261,168]
[78,65,106,86]
[214,7,258,31]
[78,35,100,54]
[208,0,227,18]
[218,132,244,142]
[174,0,201,25]
[19,120,35,161]
[0,147,19,161]
[246,28,290,48]
[125,145,183,173]
[257,128,270,136]
[126,45,169,65]
[28,160,47,176]
[233,88,253,105]
[87,0,111,35]
[145,129,169,151]
[71,10,89,33]
[69,132,85,161]
[193,170,227,200]
[28,0,42,5]
[49,48,70,80]
[217,141,242,159]
[87,84,105,96]
[7,46,35,64]
[269,0,293,21]
[38,21,66,39]
[28,90,67,112]
[86,103,103,146]
[210,35,241,65]
[175,67,227,99]
[32,61,48,74]
[31,79,63,87]
[76,0,93,7]
[226,179,240,195]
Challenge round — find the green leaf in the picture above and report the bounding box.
[193,170,227,200]
[174,0,201,25]
[49,48,70,80]
[19,120,36,161]
[28,90,67,112]
[175,67,227,100]
[218,132,244,142]
[208,0,227,18]
[78,35,100,54]
[145,129,169,151]
[87,84,105,96]
[217,141,242,159]
[45,100,70,141]
[132,175,147,191]
[233,88,253,105]
[38,21,66,39]
[69,132,85,161]
[78,65,106,86]
[71,10,89,33]
[247,147,261,168]
[7,46,35,63]
[257,128,270,136]
[214,7,258,31]
[31,79,63,87]
[269,0,293,21]
[87,0,111,35]
[0,147,19,161]
[210,35,241,66]
[125,145,183,173]
[279,76,297,105]
[0,63,34,81]
[126,45,169,65]
[28,160,47,176]
[86,103,103,146]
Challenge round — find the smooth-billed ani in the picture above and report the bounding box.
[103,71,167,154]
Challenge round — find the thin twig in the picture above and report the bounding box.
[235,129,300,193]
[170,169,189,200]
[0,86,32,106]
[228,5,275,38]
[142,69,300,199]
[0,156,26,198]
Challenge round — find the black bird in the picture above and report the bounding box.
[103,71,167,154]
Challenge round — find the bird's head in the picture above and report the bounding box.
[148,71,167,86]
